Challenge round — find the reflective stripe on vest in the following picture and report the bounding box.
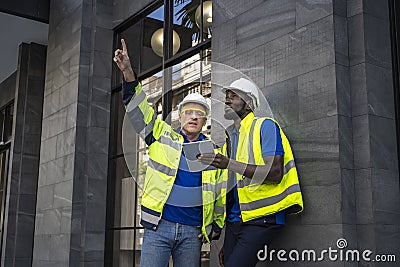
[237,160,297,188]
[240,184,301,211]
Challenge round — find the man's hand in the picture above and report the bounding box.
[113,39,135,82]
[219,247,224,266]
[197,230,221,243]
[198,153,230,169]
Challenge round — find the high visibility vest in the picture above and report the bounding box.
[124,81,224,242]
[222,112,303,222]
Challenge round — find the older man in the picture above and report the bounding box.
[114,39,224,267]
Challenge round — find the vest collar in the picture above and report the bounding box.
[239,112,255,132]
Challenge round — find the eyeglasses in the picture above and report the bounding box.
[180,108,207,117]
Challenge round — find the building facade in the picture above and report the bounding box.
[0,0,399,266]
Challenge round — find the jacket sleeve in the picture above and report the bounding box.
[123,80,164,146]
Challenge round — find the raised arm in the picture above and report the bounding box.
[113,39,160,144]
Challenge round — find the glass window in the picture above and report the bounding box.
[112,229,135,267]
[112,157,134,228]
[119,4,165,79]
[173,0,212,48]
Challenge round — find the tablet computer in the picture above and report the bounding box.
[182,140,216,172]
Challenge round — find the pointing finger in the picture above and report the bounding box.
[121,39,128,54]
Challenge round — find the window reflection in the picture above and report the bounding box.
[174,0,212,48]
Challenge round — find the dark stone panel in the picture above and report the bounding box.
[363,14,392,69]
[92,79,111,104]
[265,16,335,85]
[87,153,108,181]
[352,115,370,169]
[21,133,42,156]
[365,64,395,119]
[332,0,346,17]
[212,19,237,61]
[297,162,341,187]
[300,184,342,225]
[268,224,347,252]
[14,214,36,258]
[356,225,377,254]
[340,169,356,224]
[338,116,353,170]
[371,169,400,224]
[236,0,296,53]
[13,258,32,267]
[336,64,351,117]
[284,116,339,173]
[350,63,367,117]
[94,27,113,54]
[113,0,155,27]
[48,0,82,31]
[70,204,83,235]
[354,169,373,225]
[347,0,362,18]
[93,51,113,78]
[82,261,104,267]
[298,64,337,123]
[75,125,87,155]
[374,224,400,257]
[83,232,106,261]
[3,194,18,255]
[16,193,37,215]
[89,101,110,128]
[87,127,110,155]
[363,0,390,21]
[296,0,333,28]
[95,2,113,29]
[85,202,106,232]
[262,77,299,128]
[212,0,264,27]
[334,15,349,66]
[224,45,265,89]
[368,115,397,171]
[348,14,365,66]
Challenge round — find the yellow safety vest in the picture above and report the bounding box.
[125,81,224,242]
[222,113,303,222]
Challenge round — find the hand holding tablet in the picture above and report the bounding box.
[182,140,216,172]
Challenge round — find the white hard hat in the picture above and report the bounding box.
[178,92,210,115]
[222,78,260,108]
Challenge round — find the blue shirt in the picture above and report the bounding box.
[162,131,205,226]
[227,119,286,224]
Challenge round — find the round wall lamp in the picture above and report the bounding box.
[195,1,212,32]
[150,28,181,57]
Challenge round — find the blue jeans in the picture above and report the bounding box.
[140,219,203,267]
